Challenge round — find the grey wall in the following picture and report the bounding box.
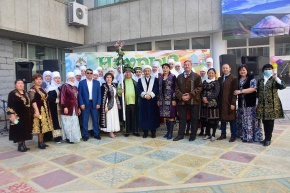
[85,0,222,45]
[0,0,84,45]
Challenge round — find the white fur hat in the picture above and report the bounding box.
[152,61,160,67]
[167,59,175,64]
[74,69,81,76]
[200,67,208,72]
[206,58,213,63]
[174,61,181,66]
[142,65,152,71]
[66,72,75,80]
[93,70,99,75]
[96,66,103,71]
[51,71,60,78]
[80,66,86,71]
[107,67,114,72]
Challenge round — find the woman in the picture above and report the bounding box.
[200,68,220,142]
[158,63,177,140]
[47,71,62,143]
[41,71,51,92]
[256,64,286,146]
[100,72,121,138]
[60,72,82,143]
[29,74,54,149]
[7,79,32,152]
[234,64,263,143]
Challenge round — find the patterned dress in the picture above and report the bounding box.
[236,78,263,142]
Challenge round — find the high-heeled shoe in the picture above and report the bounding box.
[38,142,46,149]
[18,142,27,152]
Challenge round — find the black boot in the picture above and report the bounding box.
[163,120,169,138]
[151,129,156,138]
[18,142,27,152]
[38,142,46,149]
[143,130,148,138]
[167,121,174,140]
[23,141,30,151]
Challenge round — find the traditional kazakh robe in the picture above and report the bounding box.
[7,90,32,142]
[137,76,160,131]
[29,85,54,135]
[48,87,62,140]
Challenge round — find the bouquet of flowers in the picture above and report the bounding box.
[114,40,125,66]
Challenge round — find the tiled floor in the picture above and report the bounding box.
[0,115,290,193]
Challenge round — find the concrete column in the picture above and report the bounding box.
[211,31,227,76]
[96,45,107,52]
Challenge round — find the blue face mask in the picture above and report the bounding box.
[264,70,273,77]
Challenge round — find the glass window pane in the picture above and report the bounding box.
[174,39,189,50]
[227,39,246,47]
[227,48,247,65]
[155,40,171,50]
[107,45,135,52]
[192,37,210,49]
[13,42,27,58]
[44,47,57,60]
[249,47,269,57]
[275,35,290,56]
[107,46,115,52]
[249,37,269,46]
[137,42,151,51]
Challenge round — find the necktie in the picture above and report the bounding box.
[185,73,188,78]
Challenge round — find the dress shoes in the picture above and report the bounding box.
[217,135,226,140]
[94,135,101,140]
[38,142,46,149]
[189,136,196,141]
[133,133,140,137]
[229,137,236,142]
[151,134,156,138]
[83,136,89,141]
[260,140,266,144]
[124,134,130,137]
[263,140,271,146]
[18,143,27,152]
[173,136,184,141]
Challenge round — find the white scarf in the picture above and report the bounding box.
[205,77,216,83]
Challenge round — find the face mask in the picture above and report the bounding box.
[264,70,272,77]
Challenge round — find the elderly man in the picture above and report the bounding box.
[137,65,160,138]
[168,59,179,77]
[173,60,202,141]
[118,66,140,137]
[175,61,184,75]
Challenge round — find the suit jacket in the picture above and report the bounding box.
[78,79,101,108]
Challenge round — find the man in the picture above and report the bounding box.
[175,61,184,75]
[118,66,140,137]
[133,66,143,81]
[206,58,214,68]
[173,60,202,141]
[217,63,238,142]
[80,66,87,80]
[137,65,160,138]
[151,61,162,78]
[168,59,179,77]
[74,69,81,88]
[78,69,101,141]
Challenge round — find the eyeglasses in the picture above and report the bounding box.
[86,72,93,74]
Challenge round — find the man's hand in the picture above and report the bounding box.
[96,105,100,109]
[230,105,235,111]
[172,101,176,106]
[272,73,277,79]
[64,107,68,115]
[120,89,124,93]
[80,105,85,110]
[145,95,151,100]
[182,93,190,101]
[202,97,208,103]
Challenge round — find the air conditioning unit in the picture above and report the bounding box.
[68,2,88,26]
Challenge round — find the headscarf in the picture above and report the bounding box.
[142,65,152,71]
[200,67,208,82]
[66,72,75,86]
[47,71,61,92]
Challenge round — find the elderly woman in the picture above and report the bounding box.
[41,71,51,92]
[100,73,121,138]
[200,68,220,141]
[47,71,62,143]
[29,73,54,149]
[256,64,286,146]
[234,64,263,143]
[60,72,82,143]
[7,79,32,152]
[158,63,177,140]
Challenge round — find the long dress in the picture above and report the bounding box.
[7,90,32,143]
[158,74,177,118]
[48,87,62,142]
[100,84,120,132]
[60,83,82,143]
[29,86,54,135]
[236,77,263,142]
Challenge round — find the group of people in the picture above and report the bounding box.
[7,57,286,152]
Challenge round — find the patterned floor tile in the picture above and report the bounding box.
[98,152,132,164]
[232,143,265,154]
[145,150,179,161]
[32,148,70,159]
[220,151,256,163]
[0,182,37,193]
[187,146,225,158]
[119,157,161,172]
[243,166,286,178]
[204,160,247,177]
[273,129,284,134]
[0,145,17,153]
[1,155,40,169]
[0,151,24,161]
[263,148,290,158]
[67,160,108,175]
[0,171,20,187]
[81,147,112,159]
[142,140,172,148]
[17,162,56,178]
[101,141,132,150]
[170,154,211,168]
[120,177,167,188]
[64,142,93,151]
[149,164,194,183]
[50,154,86,166]
[204,140,236,149]
[162,143,196,153]
[121,145,154,155]
[32,169,77,189]
[51,178,104,192]
[89,168,135,187]
[185,172,230,183]
[253,155,290,172]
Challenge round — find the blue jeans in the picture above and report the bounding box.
[220,121,237,138]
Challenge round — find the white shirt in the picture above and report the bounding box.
[86,79,93,100]
[263,76,282,85]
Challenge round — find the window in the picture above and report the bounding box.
[174,39,189,50]
[94,0,128,7]
[249,37,269,46]
[227,48,247,58]
[28,45,56,60]
[192,37,210,49]
[107,44,135,52]
[155,40,171,50]
[227,39,246,47]
[137,42,151,51]
[249,47,269,57]
[13,42,27,59]
[275,35,290,56]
